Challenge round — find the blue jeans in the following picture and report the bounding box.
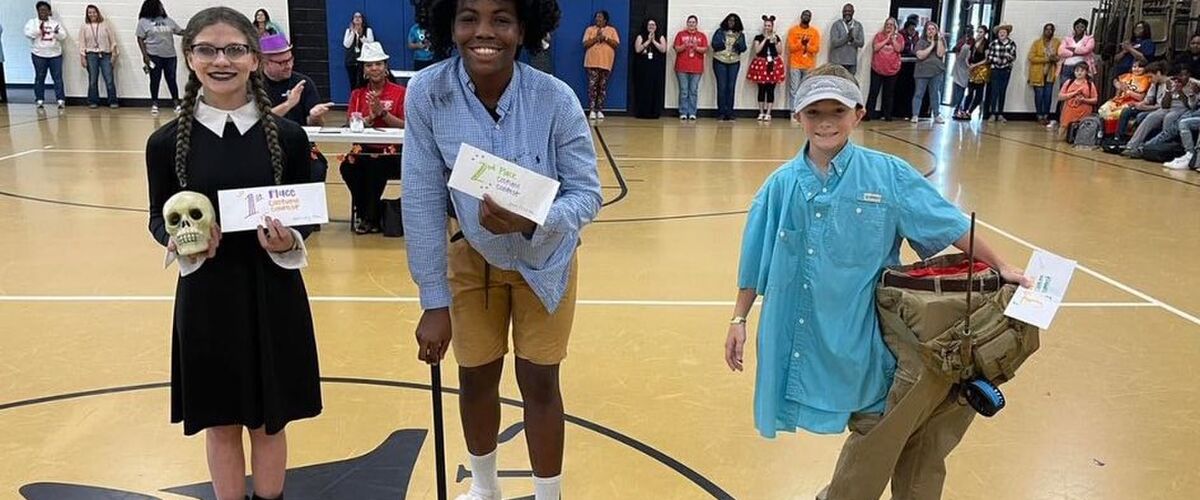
[952,83,966,109]
[32,54,65,103]
[713,61,740,119]
[913,75,945,118]
[1032,84,1054,118]
[985,67,1012,117]
[677,72,700,117]
[86,52,117,106]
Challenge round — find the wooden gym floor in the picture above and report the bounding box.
[1,104,1198,500]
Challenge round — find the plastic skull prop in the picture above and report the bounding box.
[163,191,216,256]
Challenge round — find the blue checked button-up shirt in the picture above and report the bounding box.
[737,142,970,437]
[402,57,602,313]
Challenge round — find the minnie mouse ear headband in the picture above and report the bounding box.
[762,15,776,22]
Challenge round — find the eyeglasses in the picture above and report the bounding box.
[189,43,252,62]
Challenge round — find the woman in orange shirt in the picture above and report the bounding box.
[1058,64,1098,140]
[583,10,619,120]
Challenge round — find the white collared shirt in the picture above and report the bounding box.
[194,98,261,137]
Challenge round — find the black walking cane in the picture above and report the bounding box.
[431,362,448,500]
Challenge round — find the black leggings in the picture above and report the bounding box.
[757,83,777,103]
[340,154,400,224]
[961,82,986,113]
[149,55,179,105]
[867,71,898,119]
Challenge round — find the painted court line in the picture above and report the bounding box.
[0,295,1157,309]
[977,219,1200,327]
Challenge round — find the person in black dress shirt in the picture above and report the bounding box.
[144,7,320,500]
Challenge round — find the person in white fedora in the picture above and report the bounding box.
[340,40,406,234]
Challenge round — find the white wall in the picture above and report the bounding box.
[665,1,890,112]
[997,0,1096,113]
[0,1,289,100]
[663,0,1098,114]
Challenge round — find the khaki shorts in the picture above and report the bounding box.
[448,238,578,368]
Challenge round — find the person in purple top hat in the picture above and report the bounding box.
[261,33,334,187]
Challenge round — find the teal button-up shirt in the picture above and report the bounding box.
[738,141,970,438]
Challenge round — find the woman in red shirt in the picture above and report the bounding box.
[673,15,708,120]
[340,41,405,234]
[866,17,904,120]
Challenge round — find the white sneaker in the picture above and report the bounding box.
[1164,152,1192,167]
[1046,120,1058,129]
[151,104,160,115]
[910,116,920,123]
[1165,152,1194,170]
[36,100,44,109]
[57,100,65,109]
[998,115,1008,123]
[589,111,597,120]
[679,115,687,121]
[455,489,501,500]
[596,111,605,120]
[935,115,945,124]
[757,114,765,121]
[687,115,697,121]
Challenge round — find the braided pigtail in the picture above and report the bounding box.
[250,71,284,185]
[173,72,202,188]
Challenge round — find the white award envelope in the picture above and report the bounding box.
[1003,250,1078,329]
[217,182,329,233]
[447,143,560,225]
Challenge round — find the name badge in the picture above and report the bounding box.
[861,192,883,203]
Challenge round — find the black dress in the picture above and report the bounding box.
[146,115,322,436]
[633,35,666,119]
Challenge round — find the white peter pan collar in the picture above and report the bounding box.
[194,97,261,137]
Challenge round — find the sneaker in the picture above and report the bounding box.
[997,115,1007,123]
[910,116,920,123]
[935,115,945,124]
[680,115,687,121]
[596,111,605,120]
[589,111,598,120]
[36,100,44,109]
[1165,152,1193,170]
[756,114,765,121]
[1046,120,1058,129]
[174,105,182,114]
[688,115,697,121]
[151,104,160,115]
[764,114,772,121]
[109,103,119,109]
[89,104,98,109]
[57,100,65,109]
[455,488,501,500]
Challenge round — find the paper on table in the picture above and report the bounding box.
[217,182,329,233]
[447,143,560,225]
[1003,250,1078,329]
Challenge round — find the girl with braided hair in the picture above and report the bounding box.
[144,7,320,500]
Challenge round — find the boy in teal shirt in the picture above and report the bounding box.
[725,64,1032,499]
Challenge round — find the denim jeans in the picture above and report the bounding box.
[32,54,65,102]
[985,67,1013,117]
[788,68,808,111]
[1032,84,1054,118]
[713,61,740,119]
[677,72,701,117]
[86,52,117,106]
[913,75,944,118]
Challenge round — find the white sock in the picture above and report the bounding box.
[468,450,500,496]
[534,475,561,500]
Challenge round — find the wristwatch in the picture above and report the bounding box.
[730,316,747,325]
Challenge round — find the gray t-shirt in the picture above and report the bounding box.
[914,38,946,78]
[136,17,180,57]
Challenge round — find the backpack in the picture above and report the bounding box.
[380,198,404,238]
[1069,114,1104,147]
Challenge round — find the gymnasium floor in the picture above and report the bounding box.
[1,104,1198,500]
